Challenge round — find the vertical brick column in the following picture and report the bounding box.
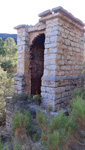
[41,18,60,111]
[14,25,31,95]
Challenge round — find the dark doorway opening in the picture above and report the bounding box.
[30,33,45,95]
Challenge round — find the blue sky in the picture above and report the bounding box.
[0,0,85,34]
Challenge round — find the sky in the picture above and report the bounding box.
[0,0,85,34]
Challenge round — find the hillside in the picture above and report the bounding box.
[0,33,17,44]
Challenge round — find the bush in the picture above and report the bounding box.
[0,138,4,150]
[0,67,13,126]
[1,59,13,71]
[47,105,52,113]
[12,110,32,136]
[70,89,85,130]
[13,140,21,150]
[37,89,85,150]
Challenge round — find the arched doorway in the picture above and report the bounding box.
[30,33,45,95]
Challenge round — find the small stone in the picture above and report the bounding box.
[38,9,52,17]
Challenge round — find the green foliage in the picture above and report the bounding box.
[79,88,85,100]
[0,67,13,125]
[36,110,47,126]
[0,37,17,126]
[47,105,52,112]
[13,140,21,150]
[12,93,28,104]
[4,37,17,56]
[37,89,85,150]
[72,89,85,119]
[0,37,17,75]
[47,131,59,150]
[71,89,85,129]
[33,94,41,105]
[1,59,13,71]
[0,138,4,150]
[0,67,13,99]
[12,110,32,136]
[72,89,79,99]
[0,38,7,56]
[71,96,85,119]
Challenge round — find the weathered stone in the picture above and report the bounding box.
[45,43,58,48]
[50,36,58,42]
[38,9,52,17]
[14,6,84,112]
[14,24,27,29]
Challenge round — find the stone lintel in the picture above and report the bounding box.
[42,75,84,82]
[52,6,85,26]
[38,9,52,17]
[14,24,28,30]
[39,6,85,27]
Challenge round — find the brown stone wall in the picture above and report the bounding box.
[41,11,84,111]
[14,25,31,95]
[55,16,84,76]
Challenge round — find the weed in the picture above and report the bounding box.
[13,140,21,150]
[47,105,52,112]
[12,110,32,135]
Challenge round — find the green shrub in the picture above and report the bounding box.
[70,97,85,119]
[70,90,85,130]
[0,67,13,126]
[47,105,52,112]
[12,110,32,134]
[36,110,47,127]
[12,93,28,104]
[0,138,4,150]
[37,89,85,150]
[1,59,13,71]
[13,140,21,150]
[79,88,85,100]
[72,89,79,99]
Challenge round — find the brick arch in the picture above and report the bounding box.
[29,30,45,46]
[30,33,45,49]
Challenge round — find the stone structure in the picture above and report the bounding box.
[14,6,84,111]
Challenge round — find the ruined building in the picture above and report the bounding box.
[14,6,84,111]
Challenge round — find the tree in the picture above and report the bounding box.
[4,37,17,56]
[0,67,13,125]
[0,38,6,56]
[0,37,17,75]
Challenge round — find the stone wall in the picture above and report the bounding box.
[40,7,84,111]
[14,73,26,94]
[14,6,85,111]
